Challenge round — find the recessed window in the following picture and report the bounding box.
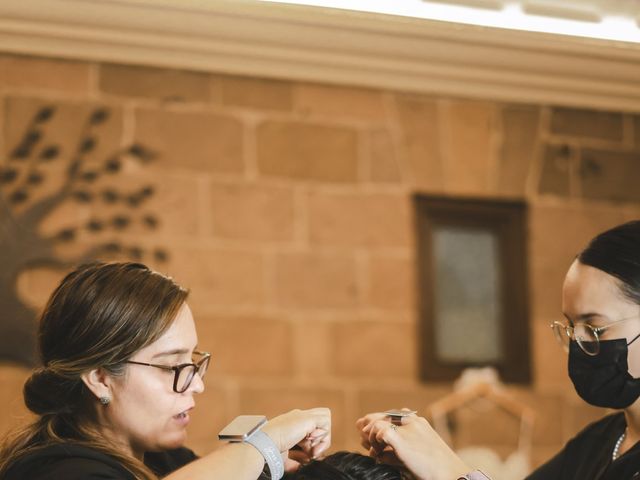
[415,195,531,383]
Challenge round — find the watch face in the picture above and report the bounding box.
[218,415,267,441]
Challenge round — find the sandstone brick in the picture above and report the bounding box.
[16,267,69,311]
[26,169,199,255]
[209,183,294,241]
[238,386,347,448]
[75,170,201,239]
[443,101,496,194]
[498,106,540,196]
[528,263,567,327]
[238,385,345,420]
[3,97,124,228]
[135,108,243,173]
[5,96,123,169]
[256,120,358,183]
[39,225,163,275]
[394,95,443,189]
[308,192,412,248]
[195,315,292,376]
[0,54,90,93]
[579,148,640,202]
[99,63,210,101]
[529,205,630,320]
[275,252,359,308]
[58,238,166,270]
[550,107,623,142]
[0,97,5,163]
[368,128,402,183]
[331,322,416,377]
[166,247,265,310]
[356,385,450,419]
[538,144,572,196]
[366,255,416,310]
[532,320,572,393]
[0,364,33,439]
[292,321,332,377]
[217,75,293,111]
[130,172,200,237]
[295,83,386,121]
[30,190,86,242]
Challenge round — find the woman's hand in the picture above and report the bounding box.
[356,413,470,480]
[166,408,329,480]
[262,408,331,470]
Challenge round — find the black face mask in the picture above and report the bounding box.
[569,335,640,409]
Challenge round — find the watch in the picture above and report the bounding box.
[219,415,285,480]
[458,470,491,480]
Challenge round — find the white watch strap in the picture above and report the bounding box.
[245,430,285,480]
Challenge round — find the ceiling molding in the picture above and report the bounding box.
[1,0,640,112]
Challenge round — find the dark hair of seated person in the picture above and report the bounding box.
[284,451,408,480]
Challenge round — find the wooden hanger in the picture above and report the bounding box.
[427,368,536,453]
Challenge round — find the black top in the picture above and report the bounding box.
[3,443,197,479]
[527,412,640,480]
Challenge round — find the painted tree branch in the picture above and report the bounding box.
[0,104,166,366]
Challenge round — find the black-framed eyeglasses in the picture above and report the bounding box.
[124,350,211,393]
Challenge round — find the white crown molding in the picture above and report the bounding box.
[1,0,640,112]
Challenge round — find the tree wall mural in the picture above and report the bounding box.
[0,104,166,366]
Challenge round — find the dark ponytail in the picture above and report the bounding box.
[23,368,83,416]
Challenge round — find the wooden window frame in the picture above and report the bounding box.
[415,195,531,384]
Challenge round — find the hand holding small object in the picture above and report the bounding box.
[356,411,471,480]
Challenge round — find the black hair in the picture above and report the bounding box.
[578,220,640,305]
[285,451,406,480]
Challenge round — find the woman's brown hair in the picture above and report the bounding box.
[0,262,189,479]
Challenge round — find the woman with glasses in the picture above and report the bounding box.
[0,262,330,480]
[357,220,640,480]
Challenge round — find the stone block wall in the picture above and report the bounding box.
[2,53,640,469]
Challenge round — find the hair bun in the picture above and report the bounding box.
[23,368,80,416]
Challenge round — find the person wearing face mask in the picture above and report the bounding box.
[356,220,640,480]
